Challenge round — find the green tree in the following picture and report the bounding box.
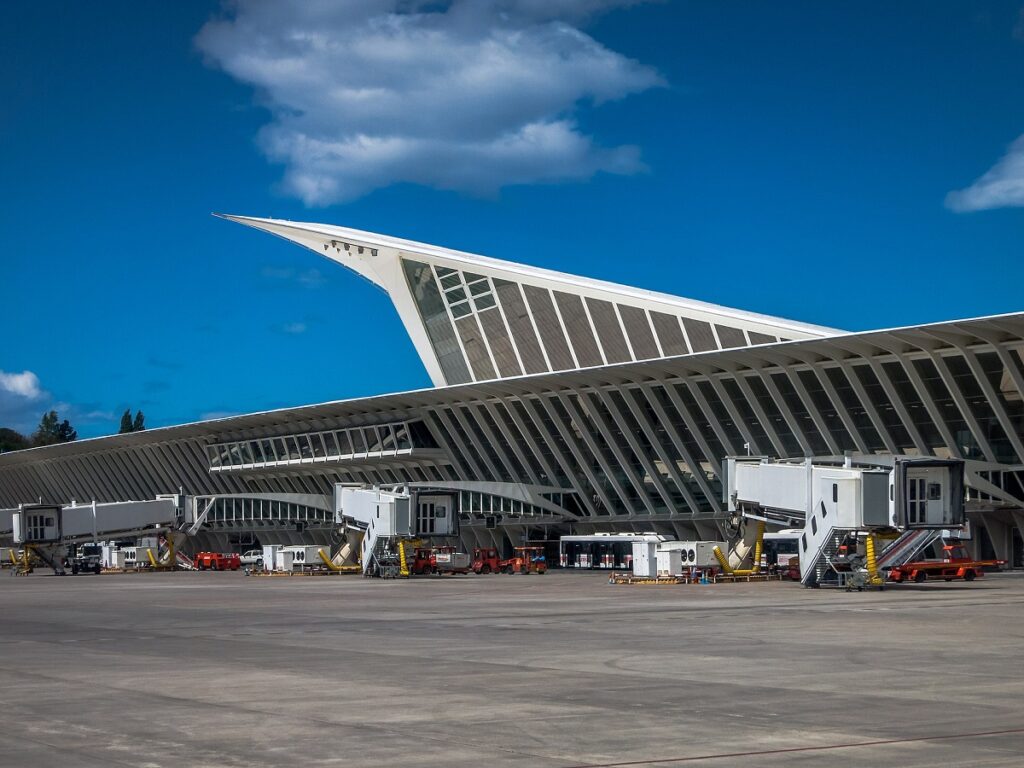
[119,408,134,434]
[0,428,30,453]
[56,418,77,443]
[32,410,77,447]
[132,410,145,432]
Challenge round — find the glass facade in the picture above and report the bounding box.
[402,259,472,384]
[208,420,429,471]
[403,259,804,386]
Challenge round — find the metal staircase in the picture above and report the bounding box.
[877,529,943,570]
[797,501,848,586]
[814,531,846,585]
[360,525,402,577]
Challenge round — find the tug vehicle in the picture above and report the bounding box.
[69,542,103,574]
[471,547,502,574]
[502,546,547,575]
[193,551,241,571]
[888,543,1004,584]
[410,547,436,575]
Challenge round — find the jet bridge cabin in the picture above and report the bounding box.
[894,458,964,529]
[727,456,965,531]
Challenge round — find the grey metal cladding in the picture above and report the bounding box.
[683,318,717,352]
[477,306,522,378]
[586,298,631,364]
[401,259,472,384]
[619,305,660,360]
[749,331,777,345]
[554,291,603,367]
[522,285,575,370]
[715,325,747,349]
[455,315,497,380]
[494,279,547,374]
[650,311,689,356]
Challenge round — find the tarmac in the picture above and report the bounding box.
[1,569,1023,767]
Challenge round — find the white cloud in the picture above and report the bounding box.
[946,134,1024,212]
[0,371,121,436]
[0,370,48,433]
[281,321,307,334]
[0,370,44,400]
[196,0,663,204]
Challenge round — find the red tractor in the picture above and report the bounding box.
[471,547,502,574]
[193,552,241,571]
[501,546,547,575]
[410,547,436,575]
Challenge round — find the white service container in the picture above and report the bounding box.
[280,545,324,568]
[631,541,658,577]
[656,549,683,576]
[275,549,294,572]
[262,545,281,571]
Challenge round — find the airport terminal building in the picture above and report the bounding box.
[1,216,1023,564]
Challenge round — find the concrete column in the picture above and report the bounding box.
[980,513,1012,562]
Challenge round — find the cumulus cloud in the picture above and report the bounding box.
[196,0,663,204]
[0,369,121,436]
[946,134,1024,212]
[0,370,50,433]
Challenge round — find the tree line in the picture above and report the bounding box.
[0,408,146,453]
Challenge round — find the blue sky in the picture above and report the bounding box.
[2,1,1023,437]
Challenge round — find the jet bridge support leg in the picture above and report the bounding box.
[713,521,765,576]
[865,533,884,588]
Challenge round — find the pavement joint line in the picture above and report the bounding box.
[564,725,1024,767]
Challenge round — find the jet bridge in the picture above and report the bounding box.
[1,495,194,575]
[334,485,458,577]
[724,456,966,588]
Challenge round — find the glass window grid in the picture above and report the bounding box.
[208,421,424,471]
[435,265,498,318]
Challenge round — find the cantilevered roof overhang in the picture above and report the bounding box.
[1,311,1021,468]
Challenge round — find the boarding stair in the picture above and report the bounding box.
[796,502,854,587]
[24,544,65,575]
[877,529,943,570]
[360,526,401,577]
[176,551,197,571]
